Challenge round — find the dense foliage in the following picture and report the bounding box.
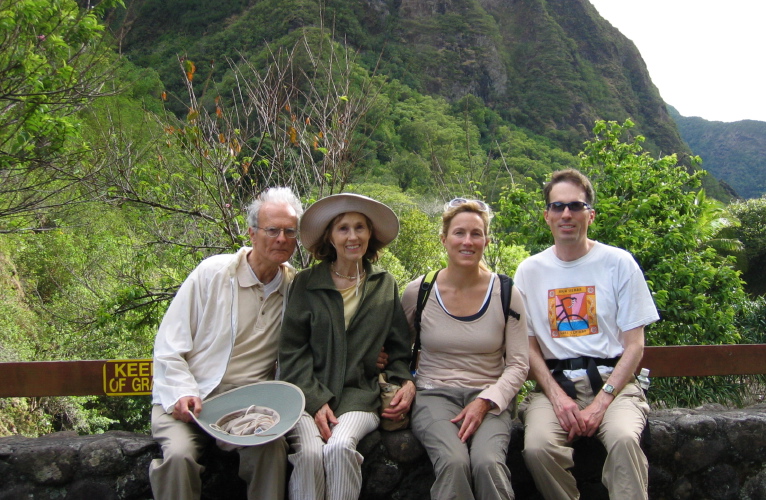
[671,106,766,199]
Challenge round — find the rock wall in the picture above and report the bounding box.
[1,405,765,500]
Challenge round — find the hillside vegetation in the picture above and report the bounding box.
[671,106,766,199]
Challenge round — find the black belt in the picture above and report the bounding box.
[545,356,620,399]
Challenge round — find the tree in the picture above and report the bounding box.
[728,197,766,295]
[0,0,120,231]
[497,120,747,347]
[94,29,381,258]
[580,120,746,347]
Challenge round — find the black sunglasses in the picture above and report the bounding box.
[546,201,591,213]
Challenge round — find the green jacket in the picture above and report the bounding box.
[278,260,413,416]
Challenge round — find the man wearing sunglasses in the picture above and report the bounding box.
[149,187,303,500]
[514,169,659,500]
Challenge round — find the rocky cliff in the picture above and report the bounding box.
[386,0,686,154]
[113,0,689,158]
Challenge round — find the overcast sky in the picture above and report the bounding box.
[588,0,766,123]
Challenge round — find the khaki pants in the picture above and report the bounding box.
[149,404,288,500]
[520,375,649,500]
[412,387,515,500]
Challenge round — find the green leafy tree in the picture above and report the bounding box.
[0,0,120,230]
[580,120,746,347]
[496,120,751,407]
[728,197,766,295]
[498,120,747,347]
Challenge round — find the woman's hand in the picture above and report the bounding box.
[314,404,338,442]
[380,380,416,422]
[376,347,389,370]
[451,397,493,442]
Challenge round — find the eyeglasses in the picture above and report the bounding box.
[255,226,298,239]
[546,201,592,213]
[447,198,490,212]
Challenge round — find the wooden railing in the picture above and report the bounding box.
[0,359,153,397]
[0,345,765,398]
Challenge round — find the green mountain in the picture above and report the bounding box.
[109,0,688,159]
[670,106,766,199]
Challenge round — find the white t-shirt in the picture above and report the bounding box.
[514,242,659,365]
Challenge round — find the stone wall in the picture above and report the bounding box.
[1,404,765,500]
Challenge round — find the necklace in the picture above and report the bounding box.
[332,264,365,280]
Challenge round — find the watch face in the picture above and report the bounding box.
[603,384,615,394]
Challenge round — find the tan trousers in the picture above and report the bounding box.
[149,404,288,500]
[520,375,649,500]
[412,387,515,500]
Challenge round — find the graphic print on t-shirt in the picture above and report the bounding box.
[547,286,598,338]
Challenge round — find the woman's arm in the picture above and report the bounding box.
[476,285,530,413]
[380,278,417,420]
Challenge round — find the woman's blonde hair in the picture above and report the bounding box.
[440,199,492,271]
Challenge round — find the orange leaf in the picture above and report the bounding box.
[284,103,291,112]
[305,117,311,125]
[161,91,167,101]
[219,133,226,143]
[216,106,223,119]
[288,126,298,145]
[184,60,196,82]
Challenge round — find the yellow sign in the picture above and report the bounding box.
[103,359,154,396]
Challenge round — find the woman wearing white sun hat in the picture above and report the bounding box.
[279,193,415,500]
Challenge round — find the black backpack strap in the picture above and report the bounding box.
[498,274,521,322]
[410,269,440,372]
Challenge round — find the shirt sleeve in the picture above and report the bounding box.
[477,285,530,413]
[152,268,203,413]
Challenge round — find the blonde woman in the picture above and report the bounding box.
[401,198,529,500]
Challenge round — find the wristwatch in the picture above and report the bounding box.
[602,384,616,395]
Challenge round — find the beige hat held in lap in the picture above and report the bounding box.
[300,193,399,250]
[190,381,304,448]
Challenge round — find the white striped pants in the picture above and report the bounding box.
[286,410,379,500]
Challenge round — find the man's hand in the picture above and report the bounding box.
[314,404,339,442]
[172,396,202,423]
[549,389,586,441]
[579,392,612,437]
[380,380,415,422]
[376,347,389,370]
[451,398,492,443]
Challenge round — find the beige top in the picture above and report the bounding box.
[215,255,285,394]
[401,274,530,414]
[337,277,365,329]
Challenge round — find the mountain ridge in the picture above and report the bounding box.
[109,0,744,199]
[670,106,766,199]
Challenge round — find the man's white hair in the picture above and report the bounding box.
[246,187,304,229]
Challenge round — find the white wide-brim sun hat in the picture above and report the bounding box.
[191,381,305,447]
[300,193,399,250]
